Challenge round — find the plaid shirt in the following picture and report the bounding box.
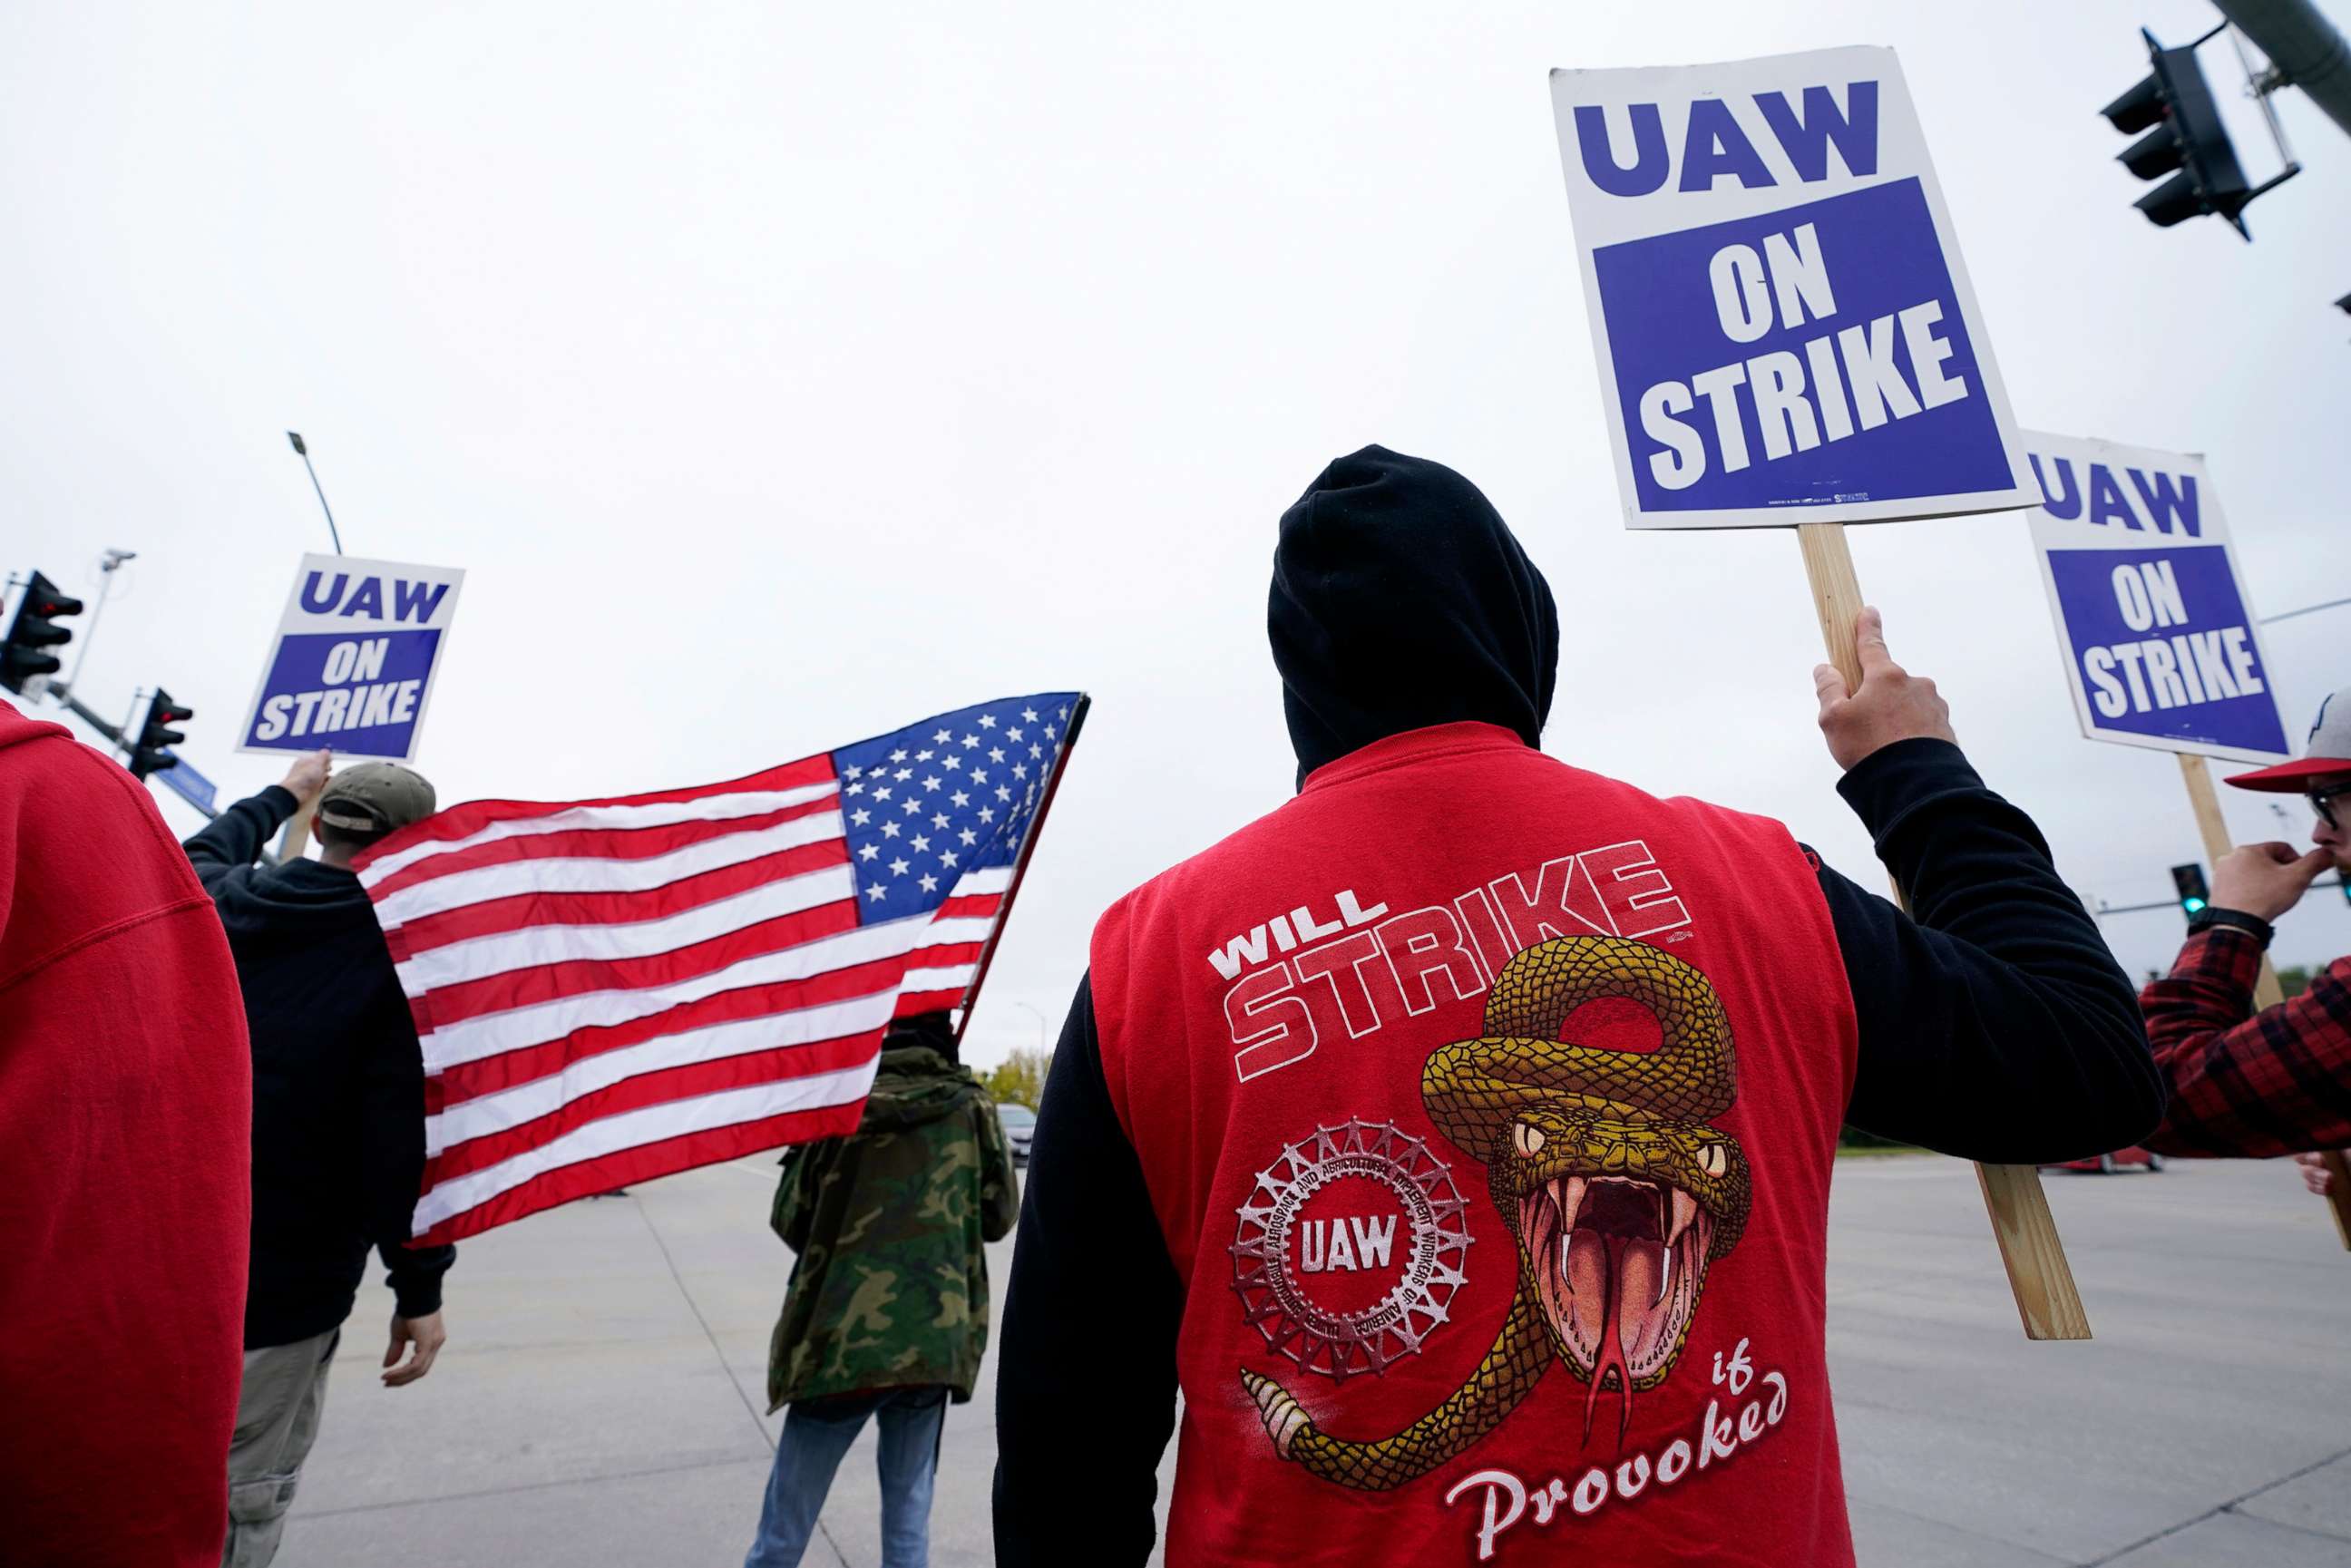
[2141,929,2351,1157]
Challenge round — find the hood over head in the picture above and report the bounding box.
[1269,445,1558,785]
[858,1012,986,1133]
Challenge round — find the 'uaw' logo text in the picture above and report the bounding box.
[1230,1118,1471,1381]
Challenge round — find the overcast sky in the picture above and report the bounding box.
[6,0,2347,1066]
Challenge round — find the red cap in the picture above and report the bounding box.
[2225,686,2351,792]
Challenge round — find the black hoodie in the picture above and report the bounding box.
[1270,445,1557,784]
[992,448,2155,1565]
[184,786,454,1349]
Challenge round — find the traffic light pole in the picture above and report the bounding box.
[47,681,224,824]
[1800,522,2092,1341]
[54,686,127,752]
[2177,752,2351,1248]
[2213,0,2351,140]
[60,549,135,697]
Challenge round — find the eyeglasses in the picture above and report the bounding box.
[2312,782,2351,832]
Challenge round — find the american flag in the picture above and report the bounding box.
[354,692,1087,1244]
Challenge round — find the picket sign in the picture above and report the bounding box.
[2175,755,2351,1250]
[2015,435,2347,1249]
[239,552,464,765]
[1552,46,2085,1338]
[2019,433,2290,765]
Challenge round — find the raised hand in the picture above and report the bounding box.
[1812,609,1956,772]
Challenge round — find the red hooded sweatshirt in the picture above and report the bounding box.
[0,705,252,1566]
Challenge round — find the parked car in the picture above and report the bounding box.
[998,1101,1036,1166]
[2046,1145,2165,1174]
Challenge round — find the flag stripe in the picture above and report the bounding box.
[356,755,838,866]
[415,938,983,1077]
[901,962,979,993]
[360,776,839,888]
[413,907,1000,1069]
[375,806,847,929]
[424,955,903,1108]
[386,838,852,959]
[424,1030,888,1186]
[395,858,858,993]
[412,1064,879,1233]
[410,1102,864,1246]
[362,794,844,908]
[417,930,983,1033]
[425,992,896,1155]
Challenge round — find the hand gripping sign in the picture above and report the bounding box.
[1550,46,2035,530]
[2022,432,2291,766]
[239,553,464,764]
[1552,49,2087,1340]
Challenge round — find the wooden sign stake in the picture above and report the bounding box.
[2176,753,2351,1250]
[1798,521,2092,1339]
[277,802,314,862]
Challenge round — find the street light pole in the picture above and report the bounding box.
[62,548,135,695]
[1008,1000,1050,1056]
[286,431,345,554]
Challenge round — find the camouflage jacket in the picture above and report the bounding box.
[765,1043,1019,1409]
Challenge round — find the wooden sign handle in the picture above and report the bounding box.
[2177,754,2351,1250]
[1797,522,2092,1339]
[277,802,314,862]
[2322,1153,2351,1251]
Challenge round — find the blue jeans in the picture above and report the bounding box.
[745,1387,949,1568]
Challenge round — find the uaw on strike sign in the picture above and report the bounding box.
[1550,47,2036,530]
[2022,432,2291,766]
[238,553,463,763]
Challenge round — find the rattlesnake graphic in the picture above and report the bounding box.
[1242,935,1753,1490]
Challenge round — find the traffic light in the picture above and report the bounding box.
[2102,27,2254,235]
[129,688,192,781]
[2171,862,2210,916]
[3,570,84,694]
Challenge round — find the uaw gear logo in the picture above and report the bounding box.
[1230,1118,1473,1382]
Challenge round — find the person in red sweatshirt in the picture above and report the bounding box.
[0,701,252,1567]
[992,447,2162,1568]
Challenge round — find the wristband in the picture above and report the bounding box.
[2186,907,2274,948]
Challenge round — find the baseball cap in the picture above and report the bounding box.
[2225,686,2351,792]
[316,761,438,833]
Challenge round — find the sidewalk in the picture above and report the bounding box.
[283,1154,2351,1566]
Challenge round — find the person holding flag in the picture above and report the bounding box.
[182,751,455,1567]
[2140,686,2351,1164]
[311,695,1083,1560]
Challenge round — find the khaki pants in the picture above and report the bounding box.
[222,1329,338,1568]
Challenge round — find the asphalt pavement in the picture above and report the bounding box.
[282,1153,2351,1566]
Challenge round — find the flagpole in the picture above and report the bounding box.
[954,694,1090,1049]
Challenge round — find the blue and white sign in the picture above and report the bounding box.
[238,552,464,763]
[155,751,218,813]
[1550,47,2036,530]
[2024,431,2290,765]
